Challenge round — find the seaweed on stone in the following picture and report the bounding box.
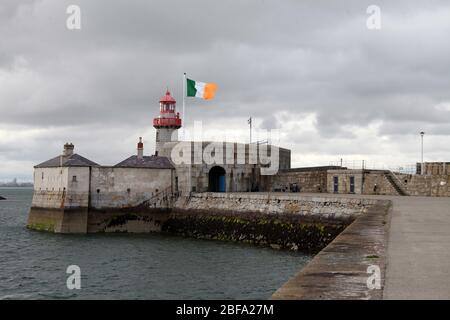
[162,215,347,254]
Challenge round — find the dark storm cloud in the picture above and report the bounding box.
[1,0,450,180]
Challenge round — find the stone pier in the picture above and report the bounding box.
[167,193,380,253]
[271,193,450,300]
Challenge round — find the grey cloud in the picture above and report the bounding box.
[1,0,450,179]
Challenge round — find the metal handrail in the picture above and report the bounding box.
[386,170,409,195]
[388,170,405,187]
[139,186,176,208]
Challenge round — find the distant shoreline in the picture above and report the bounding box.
[0,181,33,188]
[0,186,33,189]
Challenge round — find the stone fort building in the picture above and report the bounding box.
[27,90,290,232]
[27,90,450,233]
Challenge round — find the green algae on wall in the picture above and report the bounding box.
[87,209,168,233]
[27,221,56,232]
[162,214,347,253]
[105,213,141,228]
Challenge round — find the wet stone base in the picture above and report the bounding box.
[163,212,350,253]
[87,208,170,233]
[27,207,88,233]
[27,206,170,234]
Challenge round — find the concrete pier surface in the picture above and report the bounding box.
[330,194,450,299]
[268,193,450,299]
[383,195,450,299]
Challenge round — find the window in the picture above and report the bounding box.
[72,176,77,182]
[41,172,44,180]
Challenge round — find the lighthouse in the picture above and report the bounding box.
[153,89,182,155]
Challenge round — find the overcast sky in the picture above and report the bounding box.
[1,0,450,181]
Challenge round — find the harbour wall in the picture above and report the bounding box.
[165,193,380,253]
[401,174,450,197]
[272,198,391,299]
[261,166,450,197]
[28,192,380,253]
[263,168,328,193]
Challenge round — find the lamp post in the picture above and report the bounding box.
[420,131,425,175]
[248,117,252,143]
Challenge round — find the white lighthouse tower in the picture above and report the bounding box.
[153,89,182,155]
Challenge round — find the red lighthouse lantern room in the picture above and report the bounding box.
[153,90,182,129]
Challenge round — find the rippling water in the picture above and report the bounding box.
[0,188,311,299]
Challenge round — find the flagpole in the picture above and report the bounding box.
[184,72,192,194]
[250,117,252,143]
[183,72,186,140]
[248,117,252,143]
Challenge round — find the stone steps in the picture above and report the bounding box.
[384,172,408,196]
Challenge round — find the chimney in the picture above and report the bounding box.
[63,143,74,157]
[137,137,144,159]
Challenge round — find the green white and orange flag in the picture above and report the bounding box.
[186,78,217,100]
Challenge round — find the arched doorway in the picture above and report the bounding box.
[208,166,226,192]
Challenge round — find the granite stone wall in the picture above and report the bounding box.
[264,170,328,193]
[166,193,379,252]
[326,169,450,197]
[89,167,173,209]
[404,174,450,197]
[272,199,391,299]
[362,172,401,196]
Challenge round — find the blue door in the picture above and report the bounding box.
[218,175,226,192]
[208,166,226,192]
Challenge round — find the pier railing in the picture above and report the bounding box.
[328,160,417,174]
[384,170,409,196]
[139,186,180,209]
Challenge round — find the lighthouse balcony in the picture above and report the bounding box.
[153,118,182,128]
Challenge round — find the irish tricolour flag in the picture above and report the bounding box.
[186,78,217,100]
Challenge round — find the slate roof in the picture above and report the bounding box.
[35,154,99,168]
[114,155,174,169]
